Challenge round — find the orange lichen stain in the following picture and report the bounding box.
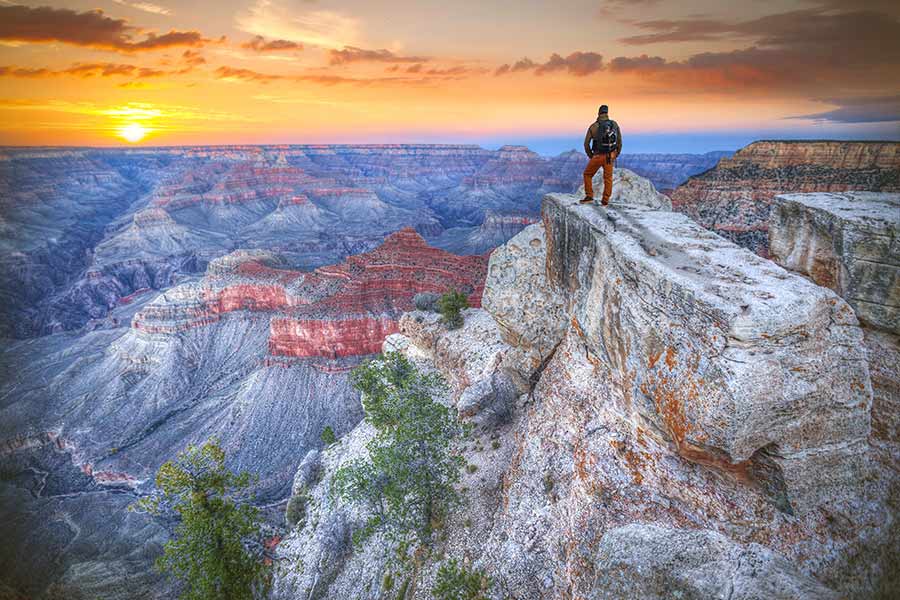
[648,350,663,369]
[570,316,585,338]
[664,347,677,370]
[608,439,646,485]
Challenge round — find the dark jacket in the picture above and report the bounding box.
[584,115,622,157]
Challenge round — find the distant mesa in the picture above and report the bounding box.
[671,140,900,256]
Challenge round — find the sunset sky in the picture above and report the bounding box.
[0,0,898,153]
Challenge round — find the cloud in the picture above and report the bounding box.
[112,0,173,16]
[620,5,900,68]
[241,35,302,52]
[0,4,210,51]
[494,52,603,77]
[180,50,206,67]
[236,1,359,49]
[607,54,667,72]
[596,0,662,17]
[328,46,428,65]
[213,65,433,87]
[792,95,900,123]
[0,61,183,79]
[604,6,900,96]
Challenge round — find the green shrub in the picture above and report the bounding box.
[285,493,306,528]
[432,559,491,600]
[332,352,465,547]
[437,289,469,330]
[130,439,267,600]
[320,426,337,446]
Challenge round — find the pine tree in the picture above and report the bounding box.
[132,439,268,600]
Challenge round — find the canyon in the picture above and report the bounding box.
[671,141,900,256]
[1,142,897,599]
[0,144,726,339]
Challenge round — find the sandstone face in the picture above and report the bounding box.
[543,192,871,514]
[592,524,839,600]
[769,192,900,333]
[482,224,567,369]
[671,141,900,255]
[767,192,900,492]
[577,167,673,210]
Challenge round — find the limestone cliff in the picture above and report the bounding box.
[272,170,896,599]
[671,140,900,256]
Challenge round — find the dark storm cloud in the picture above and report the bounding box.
[328,46,429,65]
[793,95,900,124]
[0,4,211,52]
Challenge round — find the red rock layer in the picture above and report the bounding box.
[134,228,488,358]
[269,316,400,359]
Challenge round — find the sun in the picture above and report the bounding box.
[118,123,147,143]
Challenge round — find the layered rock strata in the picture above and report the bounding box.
[769,192,900,333]
[133,228,487,361]
[671,141,900,255]
[768,192,900,479]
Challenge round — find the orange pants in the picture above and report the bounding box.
[583,151,617,202]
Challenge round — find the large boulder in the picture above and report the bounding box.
[577,167,673,210]
[482,224,567,370]
[592,524,839,600]
[542,192,872,514]
[769,192,900,334]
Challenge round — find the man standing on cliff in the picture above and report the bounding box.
[581,105,622,206]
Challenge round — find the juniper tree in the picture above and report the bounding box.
[437,289,469,329]
[332,352,465,547]
[132,438,267,600]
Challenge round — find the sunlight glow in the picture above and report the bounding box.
[118,123,148,143]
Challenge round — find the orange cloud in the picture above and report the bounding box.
[328,46,428,65]
[240,35,303,52]
[495,52,603,77]
[0,62,178,79]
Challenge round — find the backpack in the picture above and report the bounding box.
[593,120,618,154]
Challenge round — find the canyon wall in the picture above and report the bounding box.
[274,170,896,599]
[671,141,900,256]
[0,230,485,599]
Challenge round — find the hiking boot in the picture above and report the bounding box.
[579,196,594,204]
[601,198,610,207]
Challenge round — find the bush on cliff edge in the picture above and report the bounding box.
[437,289,469,330]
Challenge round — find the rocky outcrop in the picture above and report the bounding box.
[542,192,871,514]
[482,224,566,371]
[768,192,900,481]
[769,192,900,333]
[593,524,839,600]
[671,141,900,256]
[274,169,895,600]
[578,167,673,210]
